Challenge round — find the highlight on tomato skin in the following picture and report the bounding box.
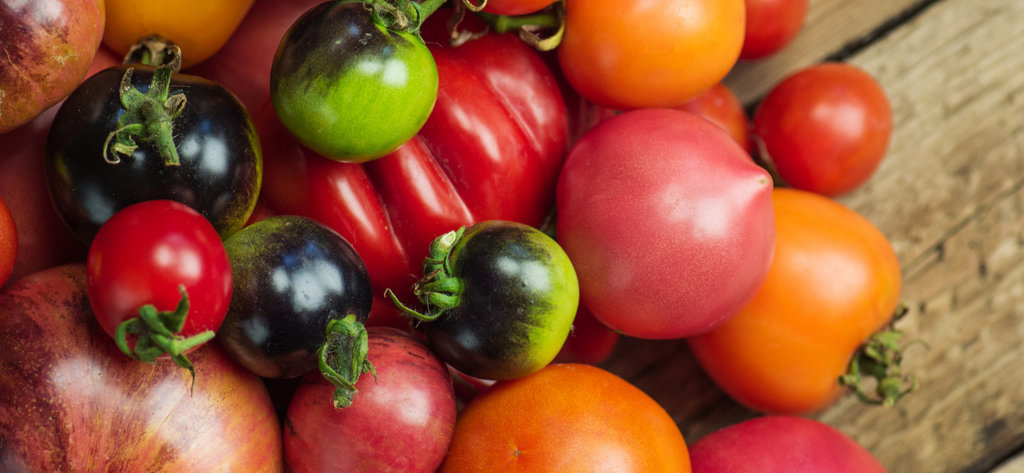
[740,0,810,60]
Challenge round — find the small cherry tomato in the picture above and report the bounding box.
[558,0,745,110]
[87,200,232,375]
[688,188,902,415]
[753,62,893,197]
[740,0,809,60]
[439,363,691,472]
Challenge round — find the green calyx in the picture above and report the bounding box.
[103,45,186,167]
[471,1,565,51]
[317,314,376,409]
[114,285,214,394]
[360,0,447,34]
[839,304,924,407]
[385,226,467,322]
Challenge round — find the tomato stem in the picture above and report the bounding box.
[838,303,924,407]
[317,315,376,408]
[472,1,565,51]
[104,62,187,167]
[386,227,469,322]
[113,285,212,394]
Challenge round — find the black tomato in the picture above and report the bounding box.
[219,216,374,407]
[388,220,579,381]
[45,63,262,245]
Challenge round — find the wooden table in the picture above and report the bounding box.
[601,0,1024,471]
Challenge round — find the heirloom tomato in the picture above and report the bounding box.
[0,0,105,133]
[690,416,887,473]
[257,13,568,329]
[87,200,232,377]
[556,109,775,340]
[0,265,283,472]
[284,327,457,473]
[558,0,745,110]
[740,0,809,60]
[753,62,893,197]
[45,58,263,245]
[103,0,254,68]
[688,188,903,415]
[388,221,578,381]
[439,363,691,472]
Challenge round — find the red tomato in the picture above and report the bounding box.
[553,304,621,365]
[740,0,809,60]
[284,327,457,473]
[0,195,16,288]
[556,109,775,339]
[482,0,557,15]
[687,188,902,415]
[439,363,691,472]
[0,264,283,471]
[677,83,752,153]
[558,0,745,110]
[753,62,893,197]
[0,46,120,290]
[87,200,233,361]
[257,17,568,328]
[690,416,887,472]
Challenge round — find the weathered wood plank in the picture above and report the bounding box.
[605,0,1024,471]
[723,0,930,105]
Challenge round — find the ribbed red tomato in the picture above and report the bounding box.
[256,14,568,328]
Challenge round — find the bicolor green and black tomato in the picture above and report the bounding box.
[219,215,375,406]
[389,220,579,381]
[45,62,262,246]
[270,1,439,162]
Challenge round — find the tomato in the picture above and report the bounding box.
[556,109,775,339]
[388,221,578,381]
[482,0,558,16]
[270,1,439,162]
[218,216,373,395]
[752,62,893,197]
[690,416,887,472]
[87,200,232,376]
[553,303,620,365]
[687,188,902,415]
[740,0,809,60]
[45,60,263,245]
[439,363,690,472]
[103,0,254,68]
[284,327,457,473]
[0,264,283,471]
[557,0,745,110]
[0,196,16,288]
[257,15,568,329]
[0,0,105,133]
[677,83,752,153]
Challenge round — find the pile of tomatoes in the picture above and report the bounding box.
[0,0,914,471]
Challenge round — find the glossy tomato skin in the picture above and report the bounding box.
[439,363,691,472]
[740,0,809,60]
[104,0,254,68]
[218,216,373,379]
[753,62,893,197]
[0,264,283,471]
[258,18,567,329]
[271,1,438,162]
[45,64,263,246]
[87,200,233,352]
[482,0,556,15]
[688,188,902,415]
[558,0,745,110]
[0,196,16,288]
[414,221,578,381]
[0,0,105,133]
[690,416,887,472]
[284,327,457,473]
[556,109,775,340]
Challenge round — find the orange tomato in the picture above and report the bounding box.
[102,0,255,68]
[557,0,745,110]
[0,196,17,288]
[677,82,752,153]
[440,363,691,472]
[688,188,902,415]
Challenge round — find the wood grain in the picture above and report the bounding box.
[603,0,1024,471]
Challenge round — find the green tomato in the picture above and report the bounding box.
[270,1,438,162]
